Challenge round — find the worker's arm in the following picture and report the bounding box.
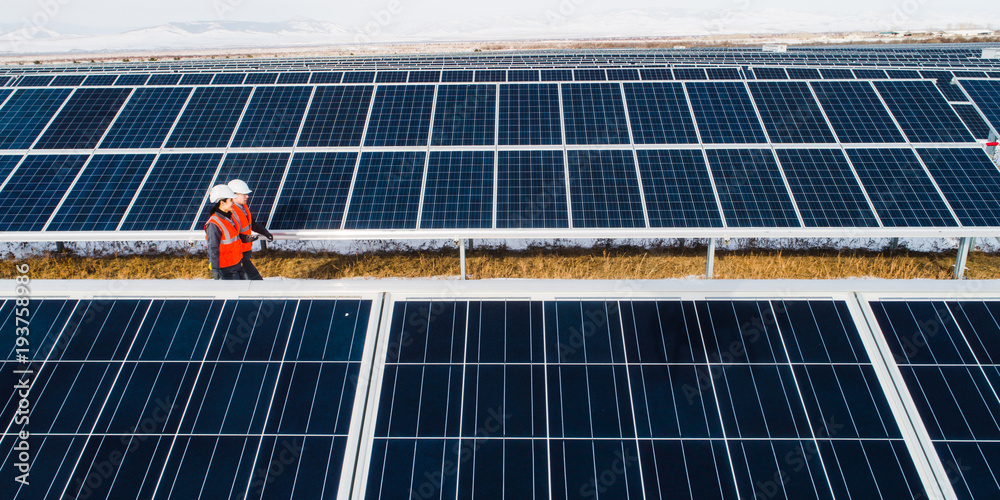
[206,224,222,279]
[251,220,273,241]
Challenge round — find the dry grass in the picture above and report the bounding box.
[3,245,999,280]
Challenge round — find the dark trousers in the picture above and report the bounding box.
[219,263,247,280]
[242,251,263,280]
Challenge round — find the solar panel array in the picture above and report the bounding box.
[7,283,1000,499]
[0,53,998,239]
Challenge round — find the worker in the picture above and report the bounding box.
[228,179,273,281]
[205,184,246,280]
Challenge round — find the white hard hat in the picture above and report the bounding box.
[209,184,236,203]
[228,179,252,194]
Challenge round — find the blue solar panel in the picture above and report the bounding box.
[278,72,310,84]
[0,89,71,149]
[35,88,132,149]
[847,148,957,227]
[344,71,375,84]
[707,149,800,227]
[179,74,212,85]
[507,69,540,82]
[706,67,741,80]
[787,68,821,80]
[146,74,182,86]
[562,83,630,145]
[540,69,572,82]
[854,69,887,79]
[230,86,312,148]
[952,103,990,140]
[674,68,708,80]
[100,87,192,149]
[431,85,496,146]
[17,75,54,87]
[639,68,673,80]
[917,148,1000,226]
[687,82,767,144]
[811,81,905,143]
[748,81,836,143]
[270,152,357,230]
[567,150,645,228]
[297,85,373,148]
[344,151,425,229]
[636,149,723,227]
[959,79,1000,135]
[475,70,506,82]
[420,151,494,229]
[496,150,568,228]
[0,155,20,185]
[47,154,155,231]
[119,153,223,231]
[498,84,562,146]
[441,70,474,83]
[165,86,253,148]
[407,71,439,83]
[245,73,278,85]
[310,72,343,84]
[776,149,879,227]
[50,75,85,87]
[211,73,244,85]
[607,68,641,81]
[622,82,698,144]
[873,81,975,143]
[886,70,920,79]
[918,71,967,101]
[869,300,1000,499]
[207,152,289,230]
[375,71,407,83]
[753,67,788,79]
[574,69,606,81]
[0,154,88,231]
[819,68,854,79]
[114,74,149,86]
[363,85,434,147]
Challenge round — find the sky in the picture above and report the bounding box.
[0,0,992,32]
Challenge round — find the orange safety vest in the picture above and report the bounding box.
[205,212,244,268]
[232,202,254,252]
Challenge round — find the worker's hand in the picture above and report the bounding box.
[211,269,221,280]
[261,228,274,242]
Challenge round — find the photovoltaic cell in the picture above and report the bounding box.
[475,70,505,82]
[917,148,1000,226]
[776,149,879,227]
[567,149,645,228]
[507,70,539,82]
[607,69,640,81]
[442,70,473,83]
[17,75,53,86]
[165,86,253,148]
[230,86,312,148]
[114,74,148,86]
[99,87,192,149]
[787,68,821,80]
[34,87,132,149]
[497,84,562,146]
[847,148,957,227]
[430,84,497,146]
[707,149,800,227]
[270,152,357,230]
[622,82,698,144]
[277,72,310,84]
[0,154,89,231]
[344,151,425,229]
[363,85,434,147]
[208,152,289,229]
[952,104,990,140]
[873,80,975,143]
[639,68,673,80]
[50,75,85,87]
[574,69,606,81]
[420,151,494,229]
[819,68,854,79]
[687,82,767,144]
[343,71,375,83]
[918,71,967,101]
[245,73,277,85]
[496,150,568,228]
[375,71,407,83]
[297,85,373,147]
[636,149,723,227]
[119,153,224,231]
[0,156,20,185]
[753,67,788,79]
[674,68,707,80]
[811,81,905,143]
[146,74,181,86]
[748,81,836,143]
[706,67,741,80]
[179,74,212,85]
[310,72,342,84]
[540,69,572,81]
[959,79,1000,134]
[47,154,155,231]
[561,83,630,145]
[408,71,440,83]
[0,89,72,149]
[211,73,244,85]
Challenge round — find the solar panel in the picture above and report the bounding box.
[639,68,673,81]
[918,71,967,101]
[475,70,506,82]
[754,67,788,79]
[297,86,373,148]
[636,149,723,227]
[872,81,975,143]
[607,68,641,81]
[566,150,645,228]
[706,67,741,80]
[165,86,253,148]
[786,68,821,80]
[442,70,474,83]
[344,151,425,229]
[868,300,1000,499]
[146,74,182,86]
[846,148,957,227]
[959,79,1000,135]
[375,71,407,83]
[622,82,698,144]
[775,149,879,227]
[854,69,887,79]
[277,72,310,84]
[819,68,854,79]
[540,69,572,82]
[951,104,990,140]
[706,149,800,227]
[687,82,767,144]
[343,71,375,84]
[0,89,72,149]
[34,88,132,149]
[99,87,192,149]
[0,154,89,231]
[917,148,1000,226]
[420,151,494,229]
[211,73,245,85]
[496,150,569,228]
[230,86,312,148]
[119,153,224,231]
[507,69,540,82]
[811,81,905,143]
[363,85,434,147]
[747,81,836,143]
[430,85,497,146]
[46,154,154,231]
[207,152,289,230]
[0,155,20,185]
[245,73,278,85]
[270,152,356,230]
[16,75,54,87]
[574,69,606,81]
[497,84,562,146]
[310,71,343,84]
[50,75,85,87]
[179,74,212,85]
[886,70,920,79]
[674,68,708,80]
[561,83,631,145]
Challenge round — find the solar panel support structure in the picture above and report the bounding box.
[456,237,467,279]
[707,237,716,278]
[953,236,973,279]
